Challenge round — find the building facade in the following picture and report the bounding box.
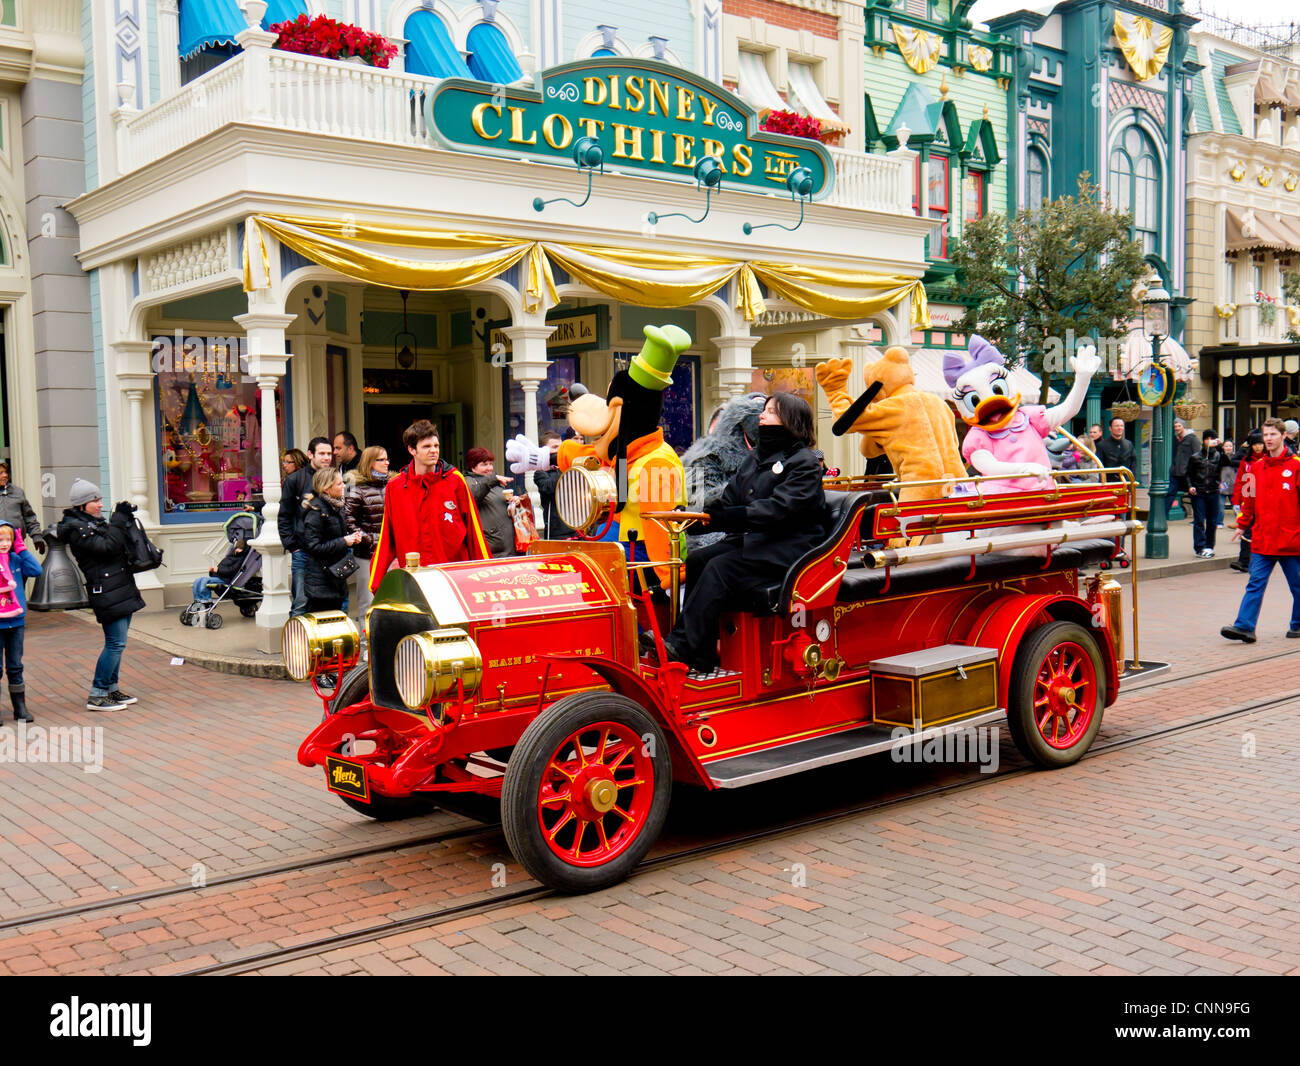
[1185,21,1300,444]
[992,0,1199,484]
[59,0,931,650]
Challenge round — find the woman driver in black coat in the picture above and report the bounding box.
[662,392,827,673]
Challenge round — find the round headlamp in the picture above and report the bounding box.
[556,462,618,532]
[281,611,361,682]
[394,628,483,709]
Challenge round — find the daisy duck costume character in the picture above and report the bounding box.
[945,335,1100,494]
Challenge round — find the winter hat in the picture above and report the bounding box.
[1285,420,1299,436]
[68,478,102,508]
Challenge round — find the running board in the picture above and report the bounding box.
[705,709,1006,789]
[1118,659,1171,682]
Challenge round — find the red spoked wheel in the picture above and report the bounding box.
[1007,620,1106,768]
[503,693,671,894]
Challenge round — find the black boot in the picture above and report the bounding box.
[10,685,32,723]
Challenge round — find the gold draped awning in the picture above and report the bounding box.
[242,215,930,328]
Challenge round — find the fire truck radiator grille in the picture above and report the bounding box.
[369,606,438,711]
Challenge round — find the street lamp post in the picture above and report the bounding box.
[1143,286,1172,559]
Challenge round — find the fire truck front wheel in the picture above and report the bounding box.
[503,694,672,894]
[1006,620,1105,769]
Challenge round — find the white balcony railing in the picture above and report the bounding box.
[115,46,913,216]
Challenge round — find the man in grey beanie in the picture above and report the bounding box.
[1284,420,1299,455]
[56,479,145,711]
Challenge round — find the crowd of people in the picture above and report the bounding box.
[8,382,1300,715]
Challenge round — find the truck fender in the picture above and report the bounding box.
[543,654,714,789]
[967,593,1118,711]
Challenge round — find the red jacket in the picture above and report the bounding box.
[369,462,490,590]
[1232,454,1263,508]
[1236,451,1300,555]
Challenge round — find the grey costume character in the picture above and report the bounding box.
[681,393,765,550]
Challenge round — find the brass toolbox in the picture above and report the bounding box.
[869,645,999,729]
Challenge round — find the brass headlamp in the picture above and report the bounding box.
[394,628,483,709]
[281,612,361,682]
[555,456,618,532]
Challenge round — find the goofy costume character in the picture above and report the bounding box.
[507,325,689,586]
[369,460,490,591]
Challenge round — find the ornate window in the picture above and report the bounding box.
[927,153,950,258]
[1026,146,1048,210]
[1108,125,1161,255]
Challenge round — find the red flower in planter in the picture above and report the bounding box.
[760,109,824,142]
[270,15,398,68]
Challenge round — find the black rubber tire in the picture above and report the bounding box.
[205,611,223,630]
[328,662,371,715]
[502,692,671,894]
[239,604,258,618]
[179,607,196,627]
[1006,620,1105,769]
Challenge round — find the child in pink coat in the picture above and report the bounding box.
[0,521,45,721]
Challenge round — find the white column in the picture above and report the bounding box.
[236,17,278,123]
[235,299,297,651]
[502,318,556,508]
[115,339,164,605]
[159,0,181,100]
[711,332,760,401]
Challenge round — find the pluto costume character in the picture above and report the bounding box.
[945,335,1099,494]
[815,346,966,506]
[507,325,689,584]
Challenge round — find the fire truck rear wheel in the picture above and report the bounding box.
[1007,620,1105,769]
[502,693,671,894]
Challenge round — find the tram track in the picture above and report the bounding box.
[186,683,1300,977]
[0,821,500,934]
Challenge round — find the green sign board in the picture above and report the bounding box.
[426,59,834,199]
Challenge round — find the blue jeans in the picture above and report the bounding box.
[290,550,307,617]
[1191,491,1224,553]
[91,616,131,696]
[0,626,24,687]
[192,576,218,602]
[1233,554,1300,633]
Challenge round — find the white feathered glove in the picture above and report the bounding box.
[505,434,550,474]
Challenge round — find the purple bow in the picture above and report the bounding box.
[943,334,1005,388]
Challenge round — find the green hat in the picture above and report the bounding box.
[629,324,692,391]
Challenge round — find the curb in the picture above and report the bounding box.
[63,610,289,681]
[1111,557,1234,584]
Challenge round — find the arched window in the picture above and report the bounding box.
[404,10,470,78]
[1026,146,1047,210]
[466,21,522,83]
[1109,125,1161,255]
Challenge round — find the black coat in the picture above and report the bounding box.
[301,496,351,606]
[56,507,146,624]
[343,474,386,559]
[1171,432,1199,477]
[711,443,828,568]
[1187,445,1227,495]
[277,465,315,551]
[1097,434,1136,474]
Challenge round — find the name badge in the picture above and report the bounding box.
[772,461,784,475]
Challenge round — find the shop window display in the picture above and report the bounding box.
[154,337,283,516]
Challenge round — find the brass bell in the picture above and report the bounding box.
[28,525,89,611]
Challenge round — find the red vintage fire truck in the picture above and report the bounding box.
[291,465,1147,893]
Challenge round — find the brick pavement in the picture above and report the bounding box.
[238,698,1300,976]
[1,567,1297,973]
[0,612,472,916]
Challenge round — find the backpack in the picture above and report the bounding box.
[123,515,164,573]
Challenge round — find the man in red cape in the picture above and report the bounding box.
[369,419,489,591]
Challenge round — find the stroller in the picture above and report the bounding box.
[179,512,263,630]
